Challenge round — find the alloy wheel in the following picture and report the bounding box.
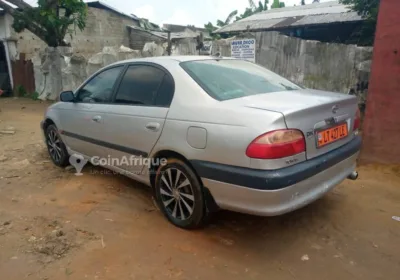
[47,129,63,163]
[159,168,195,221]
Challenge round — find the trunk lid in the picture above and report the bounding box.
[225,89,358,159]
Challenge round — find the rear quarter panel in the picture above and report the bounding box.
[150,65,288,168]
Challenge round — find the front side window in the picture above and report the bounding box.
[76,66,124,103]
[180,59,303,101]
[114,65,165,106]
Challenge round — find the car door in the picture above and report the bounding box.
[97,63,174,174]
[58,65,125,157]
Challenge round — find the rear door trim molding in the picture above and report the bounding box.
[60,131,148,157]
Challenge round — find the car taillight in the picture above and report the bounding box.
[353,108,361,131]
[246,129,306,159]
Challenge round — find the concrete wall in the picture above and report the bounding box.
[129,29,165,51]
[9,28,47,60]
[212,32,373,95]
[361,0,400,164]
[64,7,137,56]
[5,7,138,59]
[172,38,198,55]
[128,29,198,55]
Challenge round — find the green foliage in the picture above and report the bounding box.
[204,10,237,39]
[30,91,40,100]
[205,0,279,38]
[301,0,306,5]
[12,0,87,47]
[236,1,269,21]
[15,85,39,100]
[15,84,26,96]
[339,0,380,45]
[216,10,238,27]
[204,22,220,40]
[271,0,286,9]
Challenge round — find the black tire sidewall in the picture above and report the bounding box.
[155,158,205,229]
[45,124,69,167]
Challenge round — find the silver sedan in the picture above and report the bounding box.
[41,56,361,229]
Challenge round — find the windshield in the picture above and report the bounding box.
[180,59,304,101]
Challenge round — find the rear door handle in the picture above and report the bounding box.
[146,122,160,132]
[92,115,102,123]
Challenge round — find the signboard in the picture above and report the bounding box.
[231,39,256,63]
[200,41,212,55]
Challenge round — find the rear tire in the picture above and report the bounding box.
[154,158,206,229]
[45,124,69,167]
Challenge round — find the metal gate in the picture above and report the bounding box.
[11,53,35,96]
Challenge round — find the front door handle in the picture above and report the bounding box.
[92,115,102,123]
[146,122,160,132]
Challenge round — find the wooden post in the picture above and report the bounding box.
[167,31,171,56]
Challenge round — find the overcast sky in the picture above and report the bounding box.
[23,0,333,28]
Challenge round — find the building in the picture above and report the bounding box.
[361,0,400,164]
[127,23,211,55]
[215,1,364,44]
[0,1,140,96]
[163,24,211,41]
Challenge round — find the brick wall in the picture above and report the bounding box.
[10,7,138,59]
[361,0,400,164]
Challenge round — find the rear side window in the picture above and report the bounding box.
[114,65,165,106]
[154,74,174,107]
[180,59,303,101]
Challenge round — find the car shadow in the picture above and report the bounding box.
[84,164,341,253]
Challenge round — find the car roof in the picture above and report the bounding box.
[110,55,236,66]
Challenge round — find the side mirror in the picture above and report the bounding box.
[60,91,75,102]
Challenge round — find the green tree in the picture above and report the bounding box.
[206,0,270,38]
[216,10,238,27]
[256,0,269,12]
[0,0,87,47]
[236,0,269,21]
[339,0,380,45]
[204,22,220,39]
[204,10,237,39]
[271,0,286,9]
[301,0,306,5]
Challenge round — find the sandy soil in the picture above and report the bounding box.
[0,98,399,280]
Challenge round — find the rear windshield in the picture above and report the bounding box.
[180,59,303,101]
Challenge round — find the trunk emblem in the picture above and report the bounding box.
[332,105,339,114]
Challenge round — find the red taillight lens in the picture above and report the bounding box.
[353,109,361,131]
[246,129,306,159]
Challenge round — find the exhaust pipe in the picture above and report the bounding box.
[347,171,358,180]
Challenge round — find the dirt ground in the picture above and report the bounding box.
[0,98,399,280]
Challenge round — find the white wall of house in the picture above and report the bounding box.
[0,13,19,88]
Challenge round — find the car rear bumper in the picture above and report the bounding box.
[192,136,361,216]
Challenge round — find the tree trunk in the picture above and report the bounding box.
[38,47,63,101]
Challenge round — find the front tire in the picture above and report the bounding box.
[45,124,69,167]
[154,158,206,229]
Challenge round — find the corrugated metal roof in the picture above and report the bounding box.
[127,26,211,40]
[86,1,139,21]
[215,0,363,33]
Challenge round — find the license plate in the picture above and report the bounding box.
[317,123,348,148]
